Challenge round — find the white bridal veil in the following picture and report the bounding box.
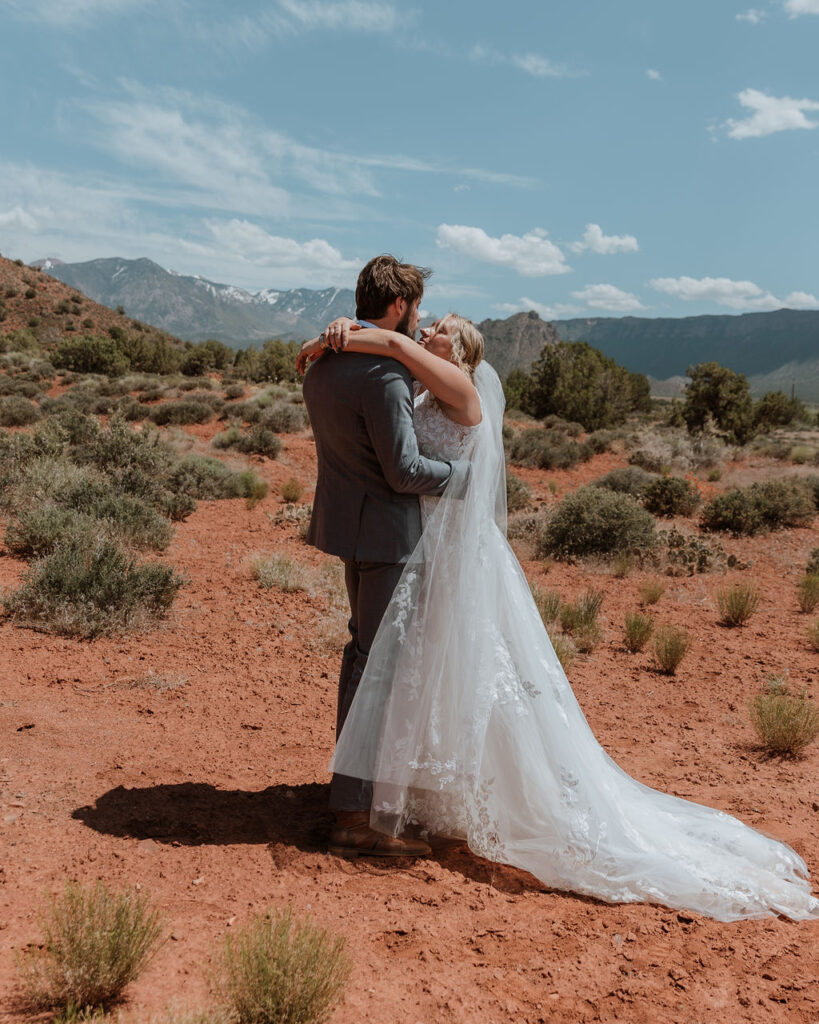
[331,363,819,922]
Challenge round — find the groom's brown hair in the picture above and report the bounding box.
[355,254,432,320]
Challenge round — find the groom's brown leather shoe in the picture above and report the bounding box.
[329,811,432,860]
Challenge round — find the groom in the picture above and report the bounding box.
[302,254,467,859]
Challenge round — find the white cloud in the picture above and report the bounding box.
[436,225,571,276]
[496,298,582,319]
[511,54,568,78]
[197,0,407,49]
[569,223,639,255]
[202,219,359,280]
[650,275,781,310]
[736,8,766,22]
[646,69,662,80]
[784,0,819,15]
[0,205,38,231]
[0,0,166,25]
[571,284,646,312]
[470,44,573,79]
[0,161,359,290]
[784,290,819,308]
[725,88,819,139]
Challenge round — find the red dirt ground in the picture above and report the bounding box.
[1,424,818,1024]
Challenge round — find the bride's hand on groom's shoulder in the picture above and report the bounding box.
[296,336,325,374]
[324,316,359,351]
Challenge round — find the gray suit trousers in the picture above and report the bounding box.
[328,558,405,812]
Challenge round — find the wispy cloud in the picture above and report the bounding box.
[724,88,819,138]
[0,0,166,26]
[736,8,766,22]
[0,161,360,289]
[436,225,571,276]
[569,223,639,255]
[571,283,646,312]
[469,44,575,79]
[195,0,409,49]
[73,82,534,222]
[648,275,813,310]
[784,0,819,16]
[646,69,662,80]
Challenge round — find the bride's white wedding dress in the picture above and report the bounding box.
[331,362,819,922]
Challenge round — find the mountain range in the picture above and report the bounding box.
[34,257,819,399]
[34,257,352,345]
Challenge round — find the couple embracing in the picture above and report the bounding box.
[299,255,818,923]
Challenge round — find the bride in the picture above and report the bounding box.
[298,315,819,923]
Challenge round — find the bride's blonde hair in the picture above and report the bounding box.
[441,314,484,379]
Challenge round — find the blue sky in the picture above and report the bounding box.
[1,0,818,322]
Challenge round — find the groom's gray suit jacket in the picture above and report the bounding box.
[303,350,460,563]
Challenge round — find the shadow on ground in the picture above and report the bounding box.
[73,781,332,851]
[73,781,596,901]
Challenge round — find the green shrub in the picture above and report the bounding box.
[642,476,702,517]
[213,425,243,450]
[717,582,761,626]
[623,610,654,652]
[52,336,130,376]
[168,455,235,499]
[701,480,815,535]
[5,506,98,558]
[213,906,351,1024]
[523,341,651,429]
[0,394,41,426]
[682,362,756,444]
[260,399,308,434]
[797,575,819,614]
[790,446,815,465]
[538,487,656,559]
[700,489,763,536]
[236,425,281,459]
[224,470,268,506]
[652,625,690,675]
[280,478,303,503]
[752,480,815,529]
[508,428,591,470]
[149,400,214,426]
[3,538,183,637]
[592,466,657,497]
[16,880,163,1012]
[749,677,819,756]
[506,471,532,512]
[807,548,819,577]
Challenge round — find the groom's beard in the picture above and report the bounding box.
[395,306,416,340]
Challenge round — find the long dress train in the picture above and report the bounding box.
[330,363,819,922]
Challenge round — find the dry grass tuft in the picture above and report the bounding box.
[212,906,351,1024]
[749,676,819,757]
[623,611,654,653]
[651,624,691,675]
[17,881,163,1013]
[250,554,309,593]
[638,578,666,606]
[797,574,819,614]
[716,582,761,627]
